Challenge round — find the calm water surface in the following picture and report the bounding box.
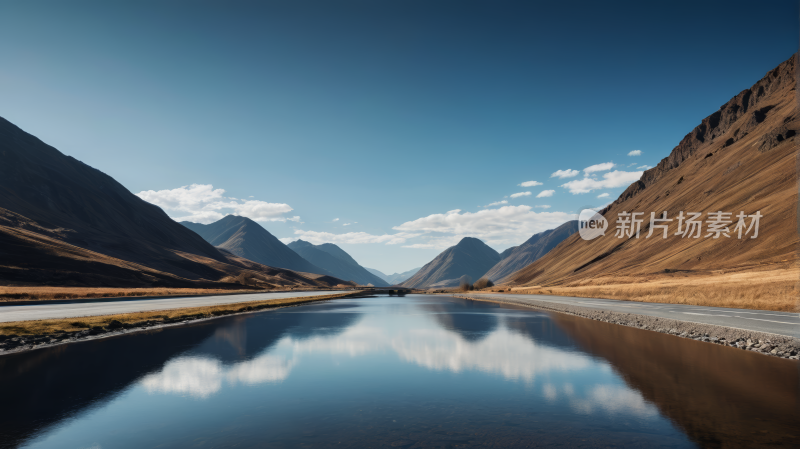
[1,295,798,448]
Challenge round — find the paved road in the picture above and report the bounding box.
[0,291,349,323]
[462,293,800,339]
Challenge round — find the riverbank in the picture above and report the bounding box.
[0,291,364,355]
[0,286,347,303]
[478,268,799,312]
[454,294,800,361]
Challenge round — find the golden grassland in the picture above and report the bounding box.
[0,286,337,302]
[0,291,360,336]
[477,268,800,312]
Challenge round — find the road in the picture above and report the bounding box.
[461,293,800,339]
[0,291,349,323]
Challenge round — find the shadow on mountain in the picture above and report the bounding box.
[551,313,800,447]
[501,308,580,352]
[421,297,499,341]
[0,304,360,449]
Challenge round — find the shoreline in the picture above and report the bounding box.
[453,293,800,361]
[0,291,366,357]
[0,287,353,305]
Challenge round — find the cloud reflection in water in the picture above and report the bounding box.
[137,309,658,419]
[140,354,295,398]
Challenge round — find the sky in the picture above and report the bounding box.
[1,1,797,274]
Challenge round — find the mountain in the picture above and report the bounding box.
[0,116,341,289]
[365,267,422,285]
[287,240,389,286]
[365,268,389,282]
[400,237,501,288]
[506,55,798,308]
[482,221,579,282]
[181,216,328,275]
[387,267,422,285]
[498,246,518,260]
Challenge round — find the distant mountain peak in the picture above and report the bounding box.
[400,237,500,288]
[457,237,483,245]
[287,240,388,286]
[482,220,578,283]
[181,218,328,276]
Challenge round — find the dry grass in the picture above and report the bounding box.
[0,291,360,336]
[0,286,331,303]
[496,269,799,312]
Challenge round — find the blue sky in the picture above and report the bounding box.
[1,1,797,273]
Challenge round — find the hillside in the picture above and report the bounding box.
[401,237,501,288]
[482,221,579,283]
[181,216,328,275]
[498,246,517,260]
[506,54,799,311]
[287,240,388,286]
[0,116,340,289]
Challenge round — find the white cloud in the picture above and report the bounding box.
[136,184,296,224]
[569,385,658,417]
[518,181,543,187]
[510,191,532,198]
[535,205,551,209]
[551,169,579,179]
[140,354,294,398]
[627,150,642,156]
[482,200,508,207]
[402,235,469,250]
[636,165,651,170]
[560,170,642,194]
[393,205,576,249]
[289,230,421,245]
[536,190,555,198]
[583,162,615,175]
[332,218,339,222]
[597,193,610,198]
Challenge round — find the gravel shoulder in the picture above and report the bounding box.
[455,293,800,361]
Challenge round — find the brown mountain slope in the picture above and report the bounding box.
[0,117,342,289]
[506,54,798,311]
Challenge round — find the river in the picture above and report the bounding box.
[1,295,797,448]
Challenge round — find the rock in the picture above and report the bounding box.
[106,320,124,330]
[770,348,778,354]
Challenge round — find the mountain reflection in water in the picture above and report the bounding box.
[0,295,797,448]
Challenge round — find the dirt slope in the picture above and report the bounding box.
[506,54,798,310]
